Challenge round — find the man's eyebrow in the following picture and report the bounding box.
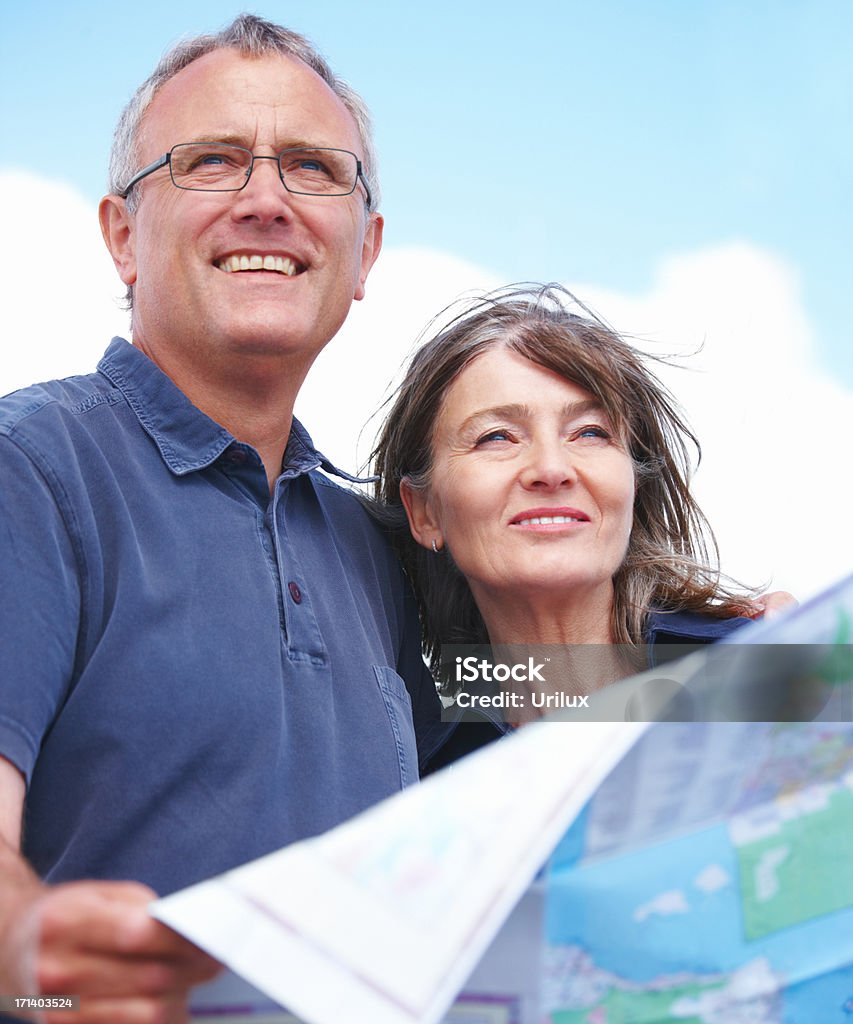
[276,137,330,151]
[458,398,606,434]
[186,132,249,146]
[186,134,332,151]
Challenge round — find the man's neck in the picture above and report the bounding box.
[210,402,295,493]
[133,337,311,491]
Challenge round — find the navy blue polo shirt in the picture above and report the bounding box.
[0,338,446,896]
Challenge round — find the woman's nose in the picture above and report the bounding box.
[519,438,578,490]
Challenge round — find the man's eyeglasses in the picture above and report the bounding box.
[120,142,372,208]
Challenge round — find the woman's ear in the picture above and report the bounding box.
[400,479,442,551]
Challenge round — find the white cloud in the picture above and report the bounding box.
[633,888,689,922]
[0,171,129,392]
[694,864,731,894]
[669,957,781,1024]
[294,246,501,468]
[2,171,849,602]
[570,245,853,601]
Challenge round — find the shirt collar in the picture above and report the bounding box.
[280,421,376,484]
[645,609,750,645]
[97,337,366,483]
[98,338,232,475]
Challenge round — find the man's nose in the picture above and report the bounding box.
[230,156,293,221]
[519,437,578,490]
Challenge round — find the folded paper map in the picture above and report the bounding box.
[153,573,853,1024]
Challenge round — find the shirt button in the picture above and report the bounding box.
[226,448,247,465]
[288,581,302,604]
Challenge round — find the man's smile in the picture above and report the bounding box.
[214,252,305,276]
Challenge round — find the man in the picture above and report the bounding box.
[0,15,446,1022]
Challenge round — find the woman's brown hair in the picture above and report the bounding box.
[370,284,752,673]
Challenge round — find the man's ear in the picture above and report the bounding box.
[354,212,383,301]
[400,478,441,551]
[98,195,137,287]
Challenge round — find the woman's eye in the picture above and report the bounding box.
[474,429,512,446]
[574,425,611,441]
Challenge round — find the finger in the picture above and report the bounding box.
[37,946,217,998]
[92,881,158,905]
[761,590,798,618]
[98,894,215,968]
[36,885,218,971]
[37,886,151,957]
[113,920,222,982]
[111,915,215,964]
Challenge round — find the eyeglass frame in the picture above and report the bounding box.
[119,142,373,209]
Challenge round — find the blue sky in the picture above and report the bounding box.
[2,0,851,385]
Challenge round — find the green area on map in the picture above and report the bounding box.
[736,787,853,940]
[550,976,725,1024]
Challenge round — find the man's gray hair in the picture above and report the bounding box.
[109,13,380,213]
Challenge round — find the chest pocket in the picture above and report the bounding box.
[373,665,419,788]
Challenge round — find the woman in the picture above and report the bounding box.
[371,284,765,726]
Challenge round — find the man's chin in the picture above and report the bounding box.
[218,325,324,365]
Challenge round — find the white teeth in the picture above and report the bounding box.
[516,515,582,526]
[216,254,299,276]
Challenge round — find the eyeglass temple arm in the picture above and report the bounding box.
[120,153,171,198]
[357,162,373,211]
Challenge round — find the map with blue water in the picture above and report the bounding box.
[540,722,853,1023]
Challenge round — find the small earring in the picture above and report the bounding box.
[431,539,440,554]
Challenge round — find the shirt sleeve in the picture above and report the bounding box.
[0,434,81,782]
